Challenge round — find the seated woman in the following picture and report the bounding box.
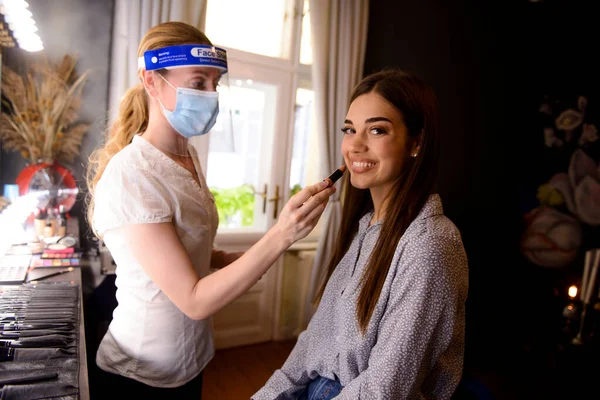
[253,69,469,400]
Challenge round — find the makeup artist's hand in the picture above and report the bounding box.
[274,181,336,247]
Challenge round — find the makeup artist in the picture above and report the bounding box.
[85,21,335,399]
[254,69,469,400]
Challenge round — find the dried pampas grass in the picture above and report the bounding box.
[0,54,89,164]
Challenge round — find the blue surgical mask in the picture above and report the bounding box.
[157,74,219,138]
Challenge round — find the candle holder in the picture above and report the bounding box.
[568,300,600,346]
[571,304,588,345]
[561,298,582,339]
[568,249,600,345]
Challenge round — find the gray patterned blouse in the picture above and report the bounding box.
[252,194,468,399]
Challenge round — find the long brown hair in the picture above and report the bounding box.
[86,22,212,234]
[315,69,440,333]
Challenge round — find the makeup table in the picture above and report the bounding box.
[0,205,91,398]
[24,264,90,400]
[0,251,93,400]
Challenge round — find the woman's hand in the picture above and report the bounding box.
[274,180,336,247]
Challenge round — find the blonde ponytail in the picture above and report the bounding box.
[85,83,148,234]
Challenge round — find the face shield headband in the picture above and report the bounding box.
[138,44,228,73]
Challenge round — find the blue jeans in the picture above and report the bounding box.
[298,376,343,400]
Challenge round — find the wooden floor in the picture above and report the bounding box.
[199,340,533,400]
[201,340,296,400]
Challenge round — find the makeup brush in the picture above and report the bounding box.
[324,165,347,187]
[300,165,347,207]
[25,267,74,284]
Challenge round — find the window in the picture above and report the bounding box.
[205,0,319,240]
[299,0,312,65]
[290,88,319,197]
[205,0,290,59]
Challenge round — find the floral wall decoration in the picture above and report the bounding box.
[521,95,599,268]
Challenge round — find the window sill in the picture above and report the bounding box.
[288,237,319,251]
[214,230,319,252]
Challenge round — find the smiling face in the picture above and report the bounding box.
[342,91,417,201]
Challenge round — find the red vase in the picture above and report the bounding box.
[16,161,78,212]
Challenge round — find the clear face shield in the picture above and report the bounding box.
[137,44,235,158]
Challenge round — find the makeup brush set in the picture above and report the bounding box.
[0,282,81,399]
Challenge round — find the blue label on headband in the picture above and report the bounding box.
[141,45,227,71]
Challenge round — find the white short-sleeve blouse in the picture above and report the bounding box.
[93,135,218,387]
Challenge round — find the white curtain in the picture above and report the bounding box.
[108,0,209,169]
[304,0,369,326]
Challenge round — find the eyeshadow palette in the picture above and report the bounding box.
[0,255,32,284]
[41,251,82,259]
[30,254,81,268]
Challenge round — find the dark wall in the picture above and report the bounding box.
[0,0,114,246]
[363,0,599,376]
[518,0,600,194]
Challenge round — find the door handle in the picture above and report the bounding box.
[253,183,268,214]
[268,185,281,219]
